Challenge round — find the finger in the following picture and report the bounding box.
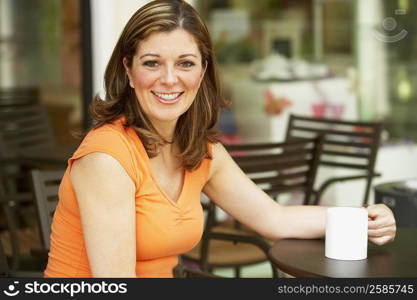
[366,204,386,219]
[369,235,394,246]
[368,217,394,229]
[368,226,394,238]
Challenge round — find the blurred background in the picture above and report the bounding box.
[1,0,416,204]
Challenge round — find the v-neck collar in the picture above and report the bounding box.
[125,125,187,208]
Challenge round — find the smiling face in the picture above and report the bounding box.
[124,29,206,132]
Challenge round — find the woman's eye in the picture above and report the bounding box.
[180,61,195,68]
[143,61,158,67]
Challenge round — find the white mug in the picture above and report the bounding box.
[325,207,368,260]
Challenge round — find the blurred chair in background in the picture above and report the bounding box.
[0,160,46,272]
[30,169,64,251]
[285,114,383,206]
[0,237,42,278]
[0,235,9,277]
[0,168,64,273]
[0,104,76,273]
[0,87,39,107]
[0,105,76,166]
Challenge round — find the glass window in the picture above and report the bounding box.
[382,0,417,142]
[195,0,417,144]
[0,0,83,145]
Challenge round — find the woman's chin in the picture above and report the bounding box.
[149,113,182,125]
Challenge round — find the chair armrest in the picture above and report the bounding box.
[315,173,381,204]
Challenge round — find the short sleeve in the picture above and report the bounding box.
[68,127,141,188]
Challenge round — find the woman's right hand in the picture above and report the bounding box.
[367,203,396,246]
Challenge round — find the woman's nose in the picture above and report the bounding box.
[160,65,178,85]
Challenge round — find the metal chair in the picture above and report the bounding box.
[0,168,64,274]
[182,137,323,277]
[0,159,44,272]
[30,169,64,250]
[0,230,10,277]
[285,114,383,206]
[0,87,39,107]
[0,105,76,166]
[0,105,76,271]
[0,237,42,278]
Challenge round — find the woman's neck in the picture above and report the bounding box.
[152,120,176,143]
[154,141,181,171]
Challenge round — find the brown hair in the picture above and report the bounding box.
[90,0,228,171]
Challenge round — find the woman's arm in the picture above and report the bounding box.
[71,152,136,277]
[203,143,396,243]
[203,143,326,240]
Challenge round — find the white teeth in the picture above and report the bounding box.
[154,92,181,100]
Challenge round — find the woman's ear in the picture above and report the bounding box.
[123,57,134,88]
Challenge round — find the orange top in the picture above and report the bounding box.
[44,118,211,278]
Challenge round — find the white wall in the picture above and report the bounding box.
[91,0,150,98]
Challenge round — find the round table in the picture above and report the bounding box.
[268,228,417,277]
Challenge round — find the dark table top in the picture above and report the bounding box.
[268,228,417,278]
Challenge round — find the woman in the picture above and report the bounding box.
[44,0,396,278]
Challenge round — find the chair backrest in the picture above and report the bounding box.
[0,87,39,107]
[225,137,323,205]
[0,163,35,271]
[31,169,65,249]
[0,105,56,159]
[285,114,383,205]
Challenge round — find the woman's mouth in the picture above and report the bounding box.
[152,91,183,104]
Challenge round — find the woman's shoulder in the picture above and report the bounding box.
[89,117,128,136]
[81,118,130,147]
[70,117,142,185]
[210,142,227,158]
[206,142,228,180]
[71,117,137,164]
